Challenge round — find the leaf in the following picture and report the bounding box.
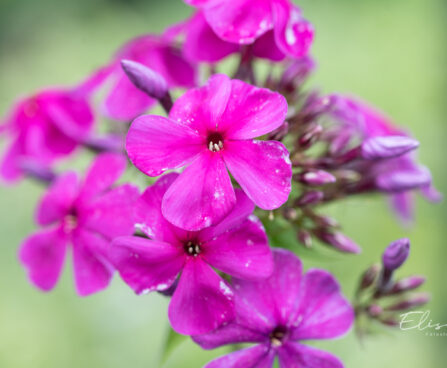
[159,325,188,365]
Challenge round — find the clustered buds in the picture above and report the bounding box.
[354,238,429,337]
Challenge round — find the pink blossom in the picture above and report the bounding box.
[183,0,314,59]
[193,249,354,368]
[99,34,197,121]
[19,153,139,296]
[111,173,273,335]
[126,74,292,231]
[1,88,94,182]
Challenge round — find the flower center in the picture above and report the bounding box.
[63,208,78,232]
[184,241,201,257]
[207,132,224,152]
[270,326,288,347]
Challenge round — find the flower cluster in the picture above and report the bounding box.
[1,0,438,367]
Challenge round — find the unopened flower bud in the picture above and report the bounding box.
[121,59,172,112]
[315,230,362,254]
[335,169,362,182]
[384,292,431,311]
[368,304,383,318]
[389,276,426,294]
[279,56,316,91]
[268,121,289,141]
[361,136,419,160]
[382,238,410,272]
[295,170,336,186]
[313,215,339,229]
[376,167,432,193]
[297,230,312,248]
[358,263,380,291]
[19,160,56,184]
[378,316,400,327]
[297,124,323,148]
[294,190,324,207]
[282,207,298,221]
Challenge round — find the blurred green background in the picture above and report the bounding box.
[0,0,446,367]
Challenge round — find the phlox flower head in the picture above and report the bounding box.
[111,173,273,335]
[97,34,197,121]
[194,249,354,368]
[19,153,139,296]
[126,74,292,231]
[183,0,314,60]
[1,88,94,182]
[328,95,441,223]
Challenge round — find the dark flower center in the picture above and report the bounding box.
[270,326,288,347]
[184,241,201,256]
[207,132,224,152]
[64,208,78,232]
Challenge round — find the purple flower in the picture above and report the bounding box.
[126,74,292,231]
[193,249,354,368]
[329,95,441,223]
[184,0,314,59]
[111,173,273,335]
[19,153,139,296]
[99,34,197,121]
[1,88,94,182]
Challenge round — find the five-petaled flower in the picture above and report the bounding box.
[19,153,139,296]
[126,73,292,231]
[193,249,354,368]
[1,88,94,182]
[111,173,273,335]
[183,0,314,59]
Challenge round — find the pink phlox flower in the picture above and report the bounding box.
[183,0,314,59]
[1,88,95,182]
[19,153,139,296]
[193,249,354,368]
[126,73,292,231]
[111,173,273,335]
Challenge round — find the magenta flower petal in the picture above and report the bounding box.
[0,140,22,182]
[169,259,234,335]
[83,184,140,239]
[203,0,273,44]
[199,189,255,242]
[78,153,127,203]
[111,236,184,294]
[290,270,354,340]
[169,74,231,135]
[272,1,314,58]
[19,227,68,292]
[126,115,203,177]
[184,12,240,63]
[193,323,266,349]
[135,173,185,242]
[252,30,285,61]
[72,230,114,297]
[234,249,303,327]
[103,74,155,122]
[277,342,343,368]
[36,171,79,226]
[219,80,288,140]
[203,217,272,280]
[162,152,236,231]
[223,140,291,210]
[390,193,414,224]
[204,345,275,368]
